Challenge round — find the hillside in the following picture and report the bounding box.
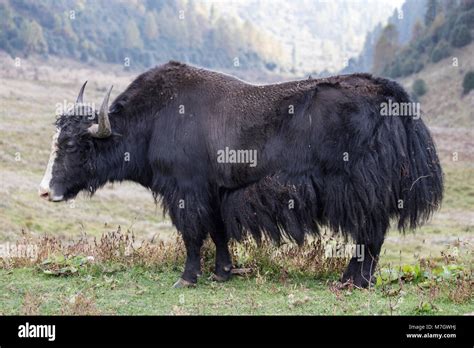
[401,41,474,128]
[343,0,426,74]
[0,0,402,76]
[0,0,283,75]
[203,0,403,75]
[344,0,474,81]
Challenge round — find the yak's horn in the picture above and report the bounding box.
[76,81,88,103]
[89,85,113,138]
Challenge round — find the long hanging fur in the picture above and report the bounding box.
[218,74,443,245]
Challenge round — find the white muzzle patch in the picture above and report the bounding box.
[39,129,62,201]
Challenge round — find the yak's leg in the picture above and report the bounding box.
[341,240,382,288]
[209,229,232,282]
[341,226,387,288]
[173,233,205,288]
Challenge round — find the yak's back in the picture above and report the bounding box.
[110,61,251,116]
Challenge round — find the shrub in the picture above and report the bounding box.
[431,40,451,62]
[413,79,428,97]
[462,71,474,95]
[384,59,402,78]
[413,60,424,74]
[398,55,424,77]
[450,25,472,47]
[455,9,474,29]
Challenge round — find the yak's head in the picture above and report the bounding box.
[39,82,116,202]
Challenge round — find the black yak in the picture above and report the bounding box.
[39,61,443,288]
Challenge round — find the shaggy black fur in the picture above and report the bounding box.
[50,61,443,287]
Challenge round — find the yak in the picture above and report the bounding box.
[39,61,443,288]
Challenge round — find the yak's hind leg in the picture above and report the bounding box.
[341,221,388,288]
[341,239,383,288]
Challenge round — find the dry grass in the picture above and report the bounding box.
[60,292,102,315]
[0,228,349,281]
[230,234,349,279]
[20,291,42,315]
[448,278,473,304]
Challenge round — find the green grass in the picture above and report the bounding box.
[0,266,472,315]
[442,165,474,211]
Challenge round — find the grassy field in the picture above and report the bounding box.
[0,53,472,315]
[0,267,471,315]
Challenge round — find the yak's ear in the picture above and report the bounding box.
[278,88,317,118]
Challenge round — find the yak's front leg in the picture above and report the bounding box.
[173,233,205,288]
[209,229,232,282]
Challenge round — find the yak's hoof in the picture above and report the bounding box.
[340,274,375,289]
[172,278,196,288]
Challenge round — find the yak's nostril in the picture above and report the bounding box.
[39,188,50,199]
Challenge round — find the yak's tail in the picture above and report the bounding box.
[397,116,443,230]
[378,78,444,230]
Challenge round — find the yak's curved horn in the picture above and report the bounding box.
[76,81,88,104]
[89,85,113,138]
